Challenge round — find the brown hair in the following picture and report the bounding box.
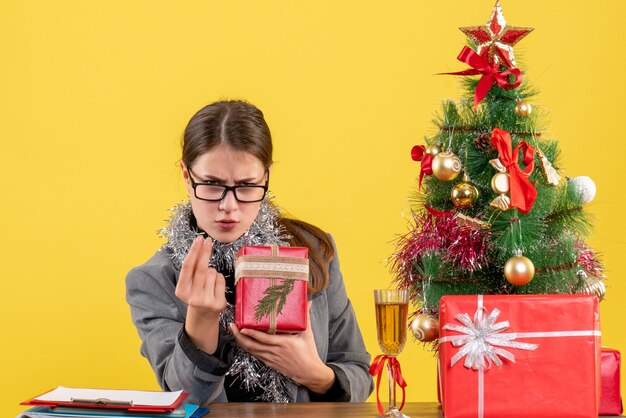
[279,217,335,295]
[182,100,334,294]
[182,100,272,168]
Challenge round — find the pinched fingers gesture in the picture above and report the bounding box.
[175,236,227,315]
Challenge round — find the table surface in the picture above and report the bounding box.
[208,402,442,417]
[206,402,622,418]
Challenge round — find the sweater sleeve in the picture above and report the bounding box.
[322,235,374,402]
[125,254,231,405]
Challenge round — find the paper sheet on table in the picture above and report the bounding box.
[33,387,183,407]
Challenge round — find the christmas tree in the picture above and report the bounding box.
[391,0,605,344]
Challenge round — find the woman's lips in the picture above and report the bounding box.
[216,220,238,231]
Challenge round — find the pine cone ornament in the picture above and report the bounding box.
[473,133,494,152]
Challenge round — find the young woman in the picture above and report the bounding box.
[126,100,373,405]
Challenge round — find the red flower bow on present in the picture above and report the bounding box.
[443,46,523,108]
[411,145,433,191]
[369,354,407,415]
[490,128,537,214]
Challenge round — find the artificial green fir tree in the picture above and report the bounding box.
[392,0,605,344]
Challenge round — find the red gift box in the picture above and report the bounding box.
[600,347,623,415]
[235,245,309,333]
[439,294,601,418]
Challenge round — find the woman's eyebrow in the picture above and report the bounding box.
[235,176,261,183]
[199,174,260,183]
[196,174,225,182]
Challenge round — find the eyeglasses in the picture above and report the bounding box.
[187,167,269,203]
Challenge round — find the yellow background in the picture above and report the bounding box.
[2,1,625,415]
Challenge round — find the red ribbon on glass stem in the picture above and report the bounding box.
[443,46,523,108]
[369,354,407,415]
[491,128,537,214]
[411,145,433,190]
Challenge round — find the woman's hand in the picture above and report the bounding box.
[175,236,227,354]
[229,302,335,394]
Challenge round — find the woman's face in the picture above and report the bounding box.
[182,144,268,243]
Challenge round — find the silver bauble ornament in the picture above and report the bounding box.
[569,176,596,204]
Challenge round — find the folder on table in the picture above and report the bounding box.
[19,404,209,418]
[21,387,188,413]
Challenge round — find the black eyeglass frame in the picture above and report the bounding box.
[186,167,269,203]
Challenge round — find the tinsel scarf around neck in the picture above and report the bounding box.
[160,199,288,271]
[159,199,296,403]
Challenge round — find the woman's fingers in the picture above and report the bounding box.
[195,237,214,278]
[230,324,272,353]
[213,273,227,309]
[230,324,261,352]
[239,327,283,345]
[176,236,204,297]
[176,236,226,314]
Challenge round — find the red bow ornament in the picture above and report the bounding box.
[369,354,407,415]
[444,46,523,108]
[489,128,537,214]
[411,145,434,191]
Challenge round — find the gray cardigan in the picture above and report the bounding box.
[125,235,373,405]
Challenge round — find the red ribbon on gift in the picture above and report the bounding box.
[411,145,433,191]
[369,354,407,415]
[443,46,523,108]
[491,128,537,214]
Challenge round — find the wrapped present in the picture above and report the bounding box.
[438,294,601,418]
[600,347,623,415]
[235,245,309,333]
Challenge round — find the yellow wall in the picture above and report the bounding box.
[2,1,625,415]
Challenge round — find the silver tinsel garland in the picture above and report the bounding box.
[158,198,294,403]
[159,198,288,271]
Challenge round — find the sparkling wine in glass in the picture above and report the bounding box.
[374,289,409,418]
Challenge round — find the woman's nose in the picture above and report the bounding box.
[218,189,239,212]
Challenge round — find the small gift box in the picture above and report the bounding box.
[439,294,601,418]
[235,245,309,333]
[600,347,623,415]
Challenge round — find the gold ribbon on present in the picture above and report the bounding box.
[235,246,309,334]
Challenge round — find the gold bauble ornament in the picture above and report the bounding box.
[451,175,480,209]
[514,100,532,117]
[410,313,439,342]
[431,151,462,181]
[426,144,441,156]
[504,251,535,286]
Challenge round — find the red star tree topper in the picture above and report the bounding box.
[460,0,533,68]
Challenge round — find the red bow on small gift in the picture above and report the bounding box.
[443,46,523,108]
[491,128,537,214]
[411,145,433,191]
[369,354,407,415]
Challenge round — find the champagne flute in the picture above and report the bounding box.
[374,289,409,418]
